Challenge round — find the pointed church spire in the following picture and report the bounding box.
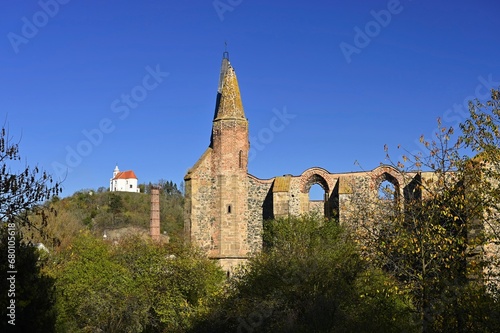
[214,57,246,120]
[218,48,230,94]
[113,165,120,177]
[210,50,247,148]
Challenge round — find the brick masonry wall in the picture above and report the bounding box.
[211,113,249,258]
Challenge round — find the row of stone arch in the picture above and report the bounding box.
[299,166,407,194]
[297,166,422,218]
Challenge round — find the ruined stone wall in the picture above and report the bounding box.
[184,149,216,252]
[337,174,371,225]
[187,152,499,281]
[288,176,304,216]
[308,201,324,217]
[273,192,290,218]
[484,207,500,288]
[483,167,500,288]
[248,175,273,254]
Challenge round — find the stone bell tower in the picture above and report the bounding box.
[210,51,249,269]
[184,51,250,271]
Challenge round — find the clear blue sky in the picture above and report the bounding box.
[2,0,499,198]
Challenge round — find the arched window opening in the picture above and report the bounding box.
[308,183,327,218]
[378,180,396,201]
[309,183,325,201]
[302,172,331,219]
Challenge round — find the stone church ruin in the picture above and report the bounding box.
[184,52,499,275]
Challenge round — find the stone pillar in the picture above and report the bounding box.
[338,177,353,225]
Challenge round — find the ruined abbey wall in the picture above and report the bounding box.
[242,165,426,251]
[184,54,499,277]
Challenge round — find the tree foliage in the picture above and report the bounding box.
[0,125,60,332]
[192,215,415,333]
[347,89,500,332]
[0,229,56,333]
[50,232,224,333]
[51,232,148,333]
[0,125,60,236]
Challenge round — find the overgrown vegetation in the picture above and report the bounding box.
[49,233,224,333]
[347,89,500,332]
[191,215,416,333]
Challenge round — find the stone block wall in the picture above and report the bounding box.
[248,175,273,254]
[273,192,290,218]
[213,174,249,258]
[309,201,324,217]
[184,149,216,252]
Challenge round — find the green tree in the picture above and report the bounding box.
[51,232,224,333]
[461,88,500,168]
[108,192,124,224]
[0,229,56,333]
[460,88,500,282]
[113,236,225,333]
[192,215,415,333]
[51,232,148,333]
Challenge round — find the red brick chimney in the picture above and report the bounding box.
[150,187,160,241]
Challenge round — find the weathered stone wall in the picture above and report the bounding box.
[483,168,500,288]
[273,192,290,218]
[484,207,500,288]
[211,174,248,258]
[248,175,273,254]
[337,174,370,225]
[308,201,324,217]
[287,176,303,216]
[184,149,216,252]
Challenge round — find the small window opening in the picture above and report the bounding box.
[227,205,232,214]
[239,150,243,169]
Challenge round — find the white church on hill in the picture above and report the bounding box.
[110,165,140,193]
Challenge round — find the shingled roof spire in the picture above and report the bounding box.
[217,49,229,94]
[213,52,245,120]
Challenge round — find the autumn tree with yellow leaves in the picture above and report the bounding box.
[347,89,500,333]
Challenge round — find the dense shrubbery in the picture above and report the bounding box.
[191,215,416,333]
[49,233,224,333]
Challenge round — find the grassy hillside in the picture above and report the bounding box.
[24,182,184,251]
